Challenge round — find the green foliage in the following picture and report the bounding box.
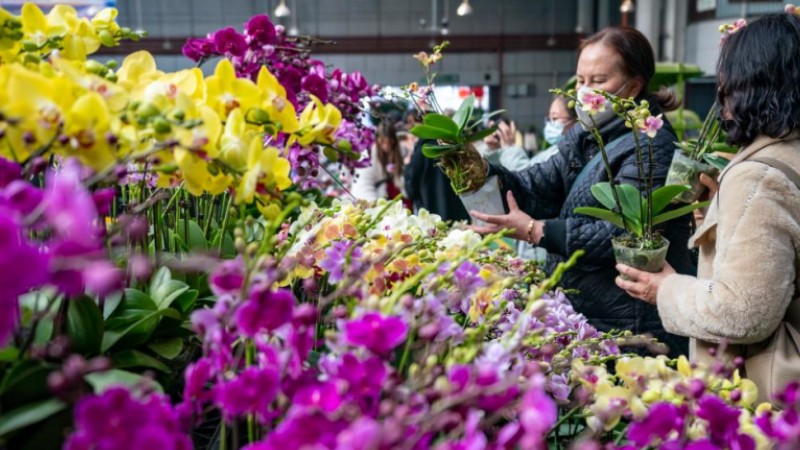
[575,182,709,239]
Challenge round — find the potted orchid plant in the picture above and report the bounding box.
[404,43,505,220]
[554,88,709,273]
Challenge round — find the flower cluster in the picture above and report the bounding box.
[65,387,191,450]
[181,14,377,183]
[719,18,747,44]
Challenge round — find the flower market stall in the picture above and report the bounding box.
[0,3,798,450]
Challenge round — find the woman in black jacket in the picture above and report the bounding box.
[471,27,694,357]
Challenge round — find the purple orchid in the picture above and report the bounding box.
[235,286,295,336]
[244,14,277,46]
[343,312,408,356]
[214,365,280,421]
[211,27,248,57]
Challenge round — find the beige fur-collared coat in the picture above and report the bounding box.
[657,134,800,398]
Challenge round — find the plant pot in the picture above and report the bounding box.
[459,175,505,226]
[612,236,670,276]
[665,149,719,204]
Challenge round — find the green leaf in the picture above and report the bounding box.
[102,291,123,320]
[102,308,178,352]
[703,153,730,171]
[0,347,20,362]
[148,266,172,297]
[85,369,164,393]
[652,201,710,226]
[422,143,458,158]
[709,142,738,154]
[616,184,644,224]
[409,124,458,141]
[467,109,507,130]
[590,183,617,210]
[66,296,104,356]
[111,349,170,373]
[422,113,459,135]
[150,280,190,311]
[452,95,475,131]
[0,361,51,405]
[322,146,339,162]
[0,398,66,436]
[464,126,498,143]
[176,219,207,252]
[147,337,184,360]
[650,185,690,216]
[573,206,626,229]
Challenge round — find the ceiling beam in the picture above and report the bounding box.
[95,33,584,56]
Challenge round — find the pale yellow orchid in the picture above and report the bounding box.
[256,66,298,133]
[205,59,261,119]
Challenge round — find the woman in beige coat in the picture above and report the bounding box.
[615,13,800,400]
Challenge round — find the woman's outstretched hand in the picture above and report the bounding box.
[468,191,543,243]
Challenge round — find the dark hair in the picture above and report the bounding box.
[376,122,404,178]
[551,96,578,122]
[579,27,678,110]
[717,14,800,147]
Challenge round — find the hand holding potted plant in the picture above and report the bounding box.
[403,43,506,222]
[554,88,709,273]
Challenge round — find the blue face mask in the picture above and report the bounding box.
[544,120,565,146]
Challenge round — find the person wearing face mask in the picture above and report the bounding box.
[469,26,695,357]
[615,13,800,400]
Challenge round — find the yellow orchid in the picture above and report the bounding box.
[52,57,128,112]
[175,98,222,158]
[90,8,121,47]
[20,3,67,48]
[256,66,298,133]
[205,59,261,119]
[235,140,291,206]
[219,108,259,171]
[295,95,342,146]
[174,148,232,196]
[116,51,164,92]
[3,63,75,161]
[47,5,100,60]
[0,7,21,53]
[62,91,116,171]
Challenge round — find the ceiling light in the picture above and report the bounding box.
[274,0,291,18]
[456,0,472,17]
[620,0,635,13]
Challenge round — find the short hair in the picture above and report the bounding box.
[717,13,800,147]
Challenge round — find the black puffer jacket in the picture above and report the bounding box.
[489,97,694,357]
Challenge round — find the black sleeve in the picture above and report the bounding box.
[488,148,568,220]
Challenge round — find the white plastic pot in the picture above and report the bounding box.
[458,176,505,226]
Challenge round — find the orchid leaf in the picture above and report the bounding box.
[574,206,626,229]
[422,113,459,135]
[652,201,710,226]
[650,185,690,216]
[464,126,498,143]
[422,143,459,158]
[452,95,475,131]
[410,124,458,141]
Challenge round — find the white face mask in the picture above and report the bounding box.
[574,83,629,130]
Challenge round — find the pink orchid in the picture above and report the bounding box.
[580,92,607,115]
[640,114,664,138]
